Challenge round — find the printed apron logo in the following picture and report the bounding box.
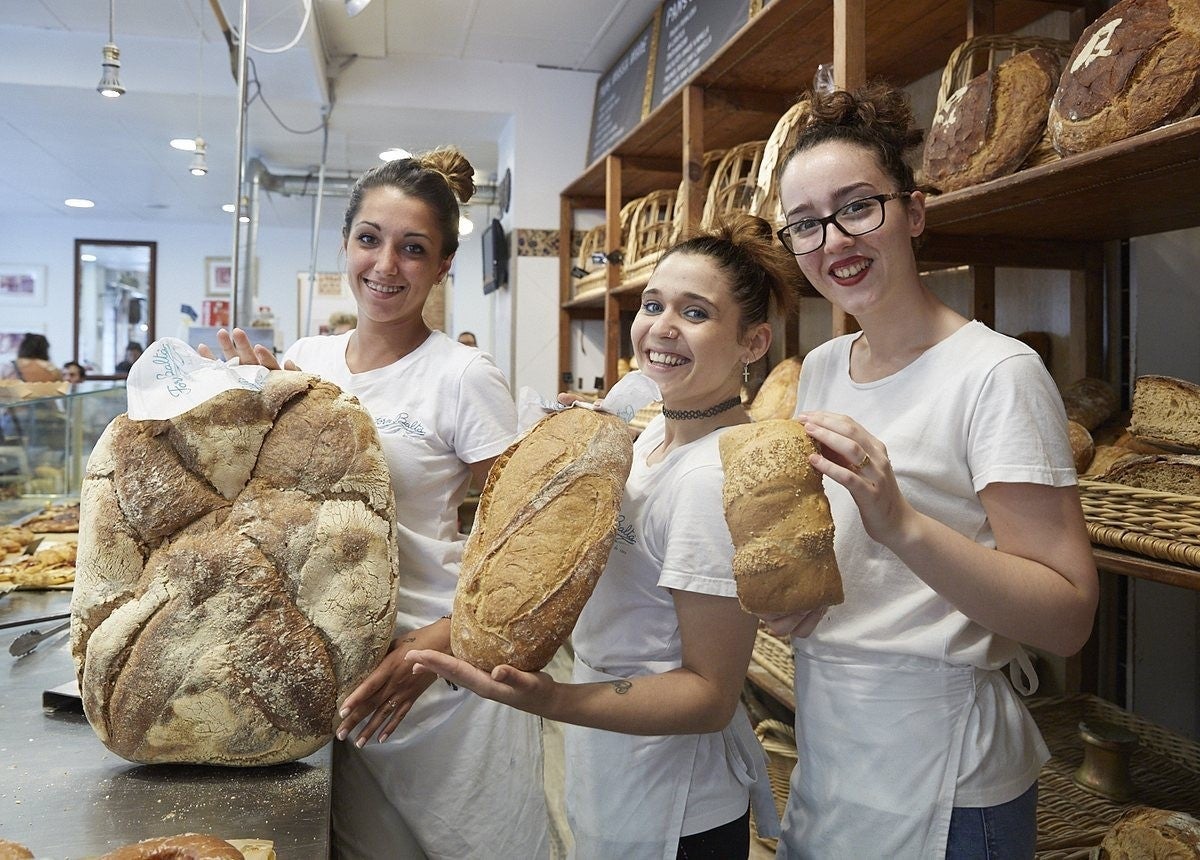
[613,514,636,547]
[376,412,427,437]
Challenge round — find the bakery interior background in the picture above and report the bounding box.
[0,0,1197,735]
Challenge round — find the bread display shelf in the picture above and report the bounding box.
[1078,479,1200,574]
[1027,694,1200,858]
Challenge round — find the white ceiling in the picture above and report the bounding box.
[0,0,660,232]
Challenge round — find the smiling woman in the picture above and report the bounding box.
[73,240,156,378]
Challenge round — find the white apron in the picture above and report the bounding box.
[566,659,779,860]
[776,646,979,860]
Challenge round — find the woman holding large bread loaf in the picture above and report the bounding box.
[767,83,1100,858]
[205,149,548,859]
[411,214,798,858]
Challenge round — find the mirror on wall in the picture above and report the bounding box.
[74,239,157,378]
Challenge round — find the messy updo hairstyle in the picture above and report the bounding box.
[660,212,800,334]
[342,146,476,258]
[17,333,51,361]
[780,82,925,194]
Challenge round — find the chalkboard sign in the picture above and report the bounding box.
[651,0,750,110]
[587,18,658,164]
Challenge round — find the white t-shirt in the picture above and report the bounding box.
[573,416,749,834]
[794,320,1074,805]
[284,331,517,629]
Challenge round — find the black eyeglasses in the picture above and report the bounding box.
[776,192,911,255]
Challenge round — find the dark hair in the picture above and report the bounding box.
[660,213,799,332]
[780,82,924,194]
[126,341,143,353]
[17,333,51,361]
[64,361,87,380]
[342,146,476,258]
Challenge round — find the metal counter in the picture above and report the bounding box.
[1,590,331,859]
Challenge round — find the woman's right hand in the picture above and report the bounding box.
[196,327,299,370]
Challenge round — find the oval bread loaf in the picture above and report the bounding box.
[71,372,399,766]
[451,407,634,672]
[748,355,802,422]
[1067,420,1096,473]
[1060,377,1120,431]
[719,419,843,613]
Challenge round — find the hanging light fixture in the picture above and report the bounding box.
[345,0,373,17]
[97,0,125,97]
[189,138,209,176]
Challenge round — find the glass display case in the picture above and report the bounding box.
[0,381,127,521]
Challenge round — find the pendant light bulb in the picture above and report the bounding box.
[189,138,208,176]
[97,42,124,98]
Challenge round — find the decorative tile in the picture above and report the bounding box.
[516,228,560,257]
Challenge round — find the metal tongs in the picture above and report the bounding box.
[6,613,71,658]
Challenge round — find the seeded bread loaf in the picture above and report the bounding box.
[1098,806,1200,858]
[1060,377,1120,431]
[1049,0,1200,156]
[1130,374,1200,453]
[748,356,802,422]
[719,419,843,613]
[451,407,634,672]
[72,372,399,766]
[1100,453,1200,495]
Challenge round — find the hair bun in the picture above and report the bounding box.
[418,146,476,204]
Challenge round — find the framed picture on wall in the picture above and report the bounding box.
[0,324,46,363]
[205,257,233,297]
[0,264,47,307]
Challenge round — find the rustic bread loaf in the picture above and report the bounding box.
[1100,453,1200,494]
[71,372,398,766]
[748,355,802,422]
[452,407,634,672]
[95,834,246,860]
[923,47,1062,192]
[1050,0,1200,156]
[1098,806,1200,858]
[1130,374,1200,453]
[0,839,33,860]
[1060,377,1120,431]
[719,419,843,613]
[1067,420,1096,473]
[1083,444,1139,477]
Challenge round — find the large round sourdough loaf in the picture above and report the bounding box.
[719,419,843,613]
[1049,0,1200,155]
[1098,806,1200,858]
[451,407,634,672]
[922,47,1062,192]
[71,372,399,765]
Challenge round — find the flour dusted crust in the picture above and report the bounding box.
[451,407,633,672]
[1098,806,1200,858]
[720,419,843,613]
[95,833,245,860]
[0,839,33,860]
[1130,374,1200,453]
[1050,0,1200,155]
[71,371,399,766]
[748,356,802,422]
[923,48,1061,192]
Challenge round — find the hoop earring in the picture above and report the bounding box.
[742,362,750,383]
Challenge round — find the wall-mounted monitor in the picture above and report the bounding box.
[482,218,509,295]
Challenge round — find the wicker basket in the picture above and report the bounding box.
[752,717,797,851]
[700,140,767,230]
[751,627,796,693]
[621,189,679,286]
[1029,694,1200,857]
[751,100,812,229]
[571,199,639,301]
[1078,478,1200,569]
[673,148,726,240]
[931,34,1075,181]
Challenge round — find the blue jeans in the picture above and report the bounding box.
[946,782,1038,859]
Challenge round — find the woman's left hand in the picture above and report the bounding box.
[335,619,450,747]
[795,410,914,548]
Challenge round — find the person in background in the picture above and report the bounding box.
[409,213,798,858]
[202,147,549,860]
[456,330,477,347]
[63,361,87,386]
[764,82,1098,858]
[329,311,357,335]
[1,334,62,383]
[115,341,143,374]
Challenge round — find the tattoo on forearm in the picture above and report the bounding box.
[610,680,631,695]
[401,636,416,643]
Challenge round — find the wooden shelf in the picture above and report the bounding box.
[1093,547,1200,592]
[563,0,1075,200]
[922,115,1200,264]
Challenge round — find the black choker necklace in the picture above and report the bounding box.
[661,395,742,421]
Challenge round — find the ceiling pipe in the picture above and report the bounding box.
[247,158,499,205]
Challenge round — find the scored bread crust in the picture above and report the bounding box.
[1049,0,1200,155]
[451,408,634,671]
[720,419,843,614]
[1100,452,1200,494]
[72,372,399,766]
[1130,373,1200,453]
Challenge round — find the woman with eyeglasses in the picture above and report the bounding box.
[766,83,1098,858]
